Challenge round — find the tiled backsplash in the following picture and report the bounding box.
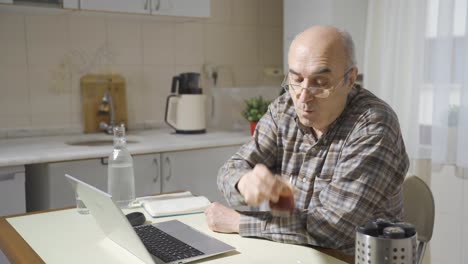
[211,85,282,131]
[0,0,283,137]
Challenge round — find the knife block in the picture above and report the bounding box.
[80,74,128,133]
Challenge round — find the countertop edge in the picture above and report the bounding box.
[0,130,252,167]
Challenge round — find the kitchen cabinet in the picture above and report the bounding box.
[153,0,210,18]
[0,165,26,217]
[80,0,150,14]
[79,0,210,18]
[26,158,108,211]
[63,0,79,9]
[159,146,240,205]
[25,144,240,211]
[283,0,368,71]
[2,0,72,7]
[134,153,162,196]
[132,145,240,205]
[25,155,161,211]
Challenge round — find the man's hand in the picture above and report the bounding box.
[237,164,293,206]
[205,202,240,233]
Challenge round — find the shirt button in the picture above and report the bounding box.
[302,177,307,183]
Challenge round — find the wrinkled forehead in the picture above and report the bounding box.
[288,36,347,76]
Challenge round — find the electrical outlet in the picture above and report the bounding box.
[203,63,218,78]
[263,67,283,77]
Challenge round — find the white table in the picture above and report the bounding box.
[0,208,353,264]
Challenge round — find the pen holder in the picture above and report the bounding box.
[355,230,417,264]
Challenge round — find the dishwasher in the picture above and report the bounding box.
[0,165,26,217]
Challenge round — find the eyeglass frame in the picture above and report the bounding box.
[281,67,354,99]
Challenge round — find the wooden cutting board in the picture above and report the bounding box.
[80,74,128,133]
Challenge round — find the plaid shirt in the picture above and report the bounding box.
[217,85,409,255]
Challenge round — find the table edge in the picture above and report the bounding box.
[0,207,354,264]
[0,217,44,263]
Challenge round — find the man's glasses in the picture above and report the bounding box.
[281,68,353,99]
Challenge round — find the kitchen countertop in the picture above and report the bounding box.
[0,129,252,167]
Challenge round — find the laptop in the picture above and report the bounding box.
[65,174,235,264]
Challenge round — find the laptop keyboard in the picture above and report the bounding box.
[134,225,204,263]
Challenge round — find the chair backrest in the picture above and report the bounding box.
[402,175,435,242]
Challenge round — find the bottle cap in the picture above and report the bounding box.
[357,221,380,237]
[394,222,416,237]
[383,226,406,239]
[373,218,393,235]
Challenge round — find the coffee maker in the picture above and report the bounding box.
[165,72,206,134]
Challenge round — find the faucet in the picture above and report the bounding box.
[98,91,115,134]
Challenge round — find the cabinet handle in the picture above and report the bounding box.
[164,156,172,182]
[153,158,160,183]
[211,95,215,118]
[100,157,108,165]
[0,173,15,182]
[154,0,160,11]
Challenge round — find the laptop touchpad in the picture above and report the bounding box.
[154,220,234,255]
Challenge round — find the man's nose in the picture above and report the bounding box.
[298,88,315,102]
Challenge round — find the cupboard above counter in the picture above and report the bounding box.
[1,0,210,18]
[65,0,210,18]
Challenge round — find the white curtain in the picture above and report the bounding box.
[364,0,468,263]
[364,0,468,167]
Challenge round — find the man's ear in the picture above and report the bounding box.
[346,67,358,88]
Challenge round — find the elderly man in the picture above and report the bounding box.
[205,25,409,254]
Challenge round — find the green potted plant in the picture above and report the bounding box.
[242,96,271,135]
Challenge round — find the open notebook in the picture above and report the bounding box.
[132,192,212,218]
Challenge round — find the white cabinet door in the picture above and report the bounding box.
[26,154,162,212]
[63,0,79,9]
[152,0,210,18]
[133,153,161,197]
[80,0,150,14]
[71,0,209,17]
[161,145,240,205]
[0,166,26,217]
[26,158,107,211]
[24,145,240,211]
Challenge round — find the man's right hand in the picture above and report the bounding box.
[237,164,293,206]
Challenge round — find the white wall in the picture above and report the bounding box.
[0,0,284,136]
[283,0,368,72]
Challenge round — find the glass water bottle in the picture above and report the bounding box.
[108,124,135,208]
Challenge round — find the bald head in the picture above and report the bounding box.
[285,26,359,132]
[289,26,356,70]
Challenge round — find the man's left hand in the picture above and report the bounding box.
[205,202,240,233]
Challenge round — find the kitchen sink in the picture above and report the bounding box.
[66,140,140,146]
[65,136,141,147]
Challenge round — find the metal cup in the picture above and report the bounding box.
[355,229,417,264]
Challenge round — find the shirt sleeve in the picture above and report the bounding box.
[237,131,409,255]
[217,103,279,206]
